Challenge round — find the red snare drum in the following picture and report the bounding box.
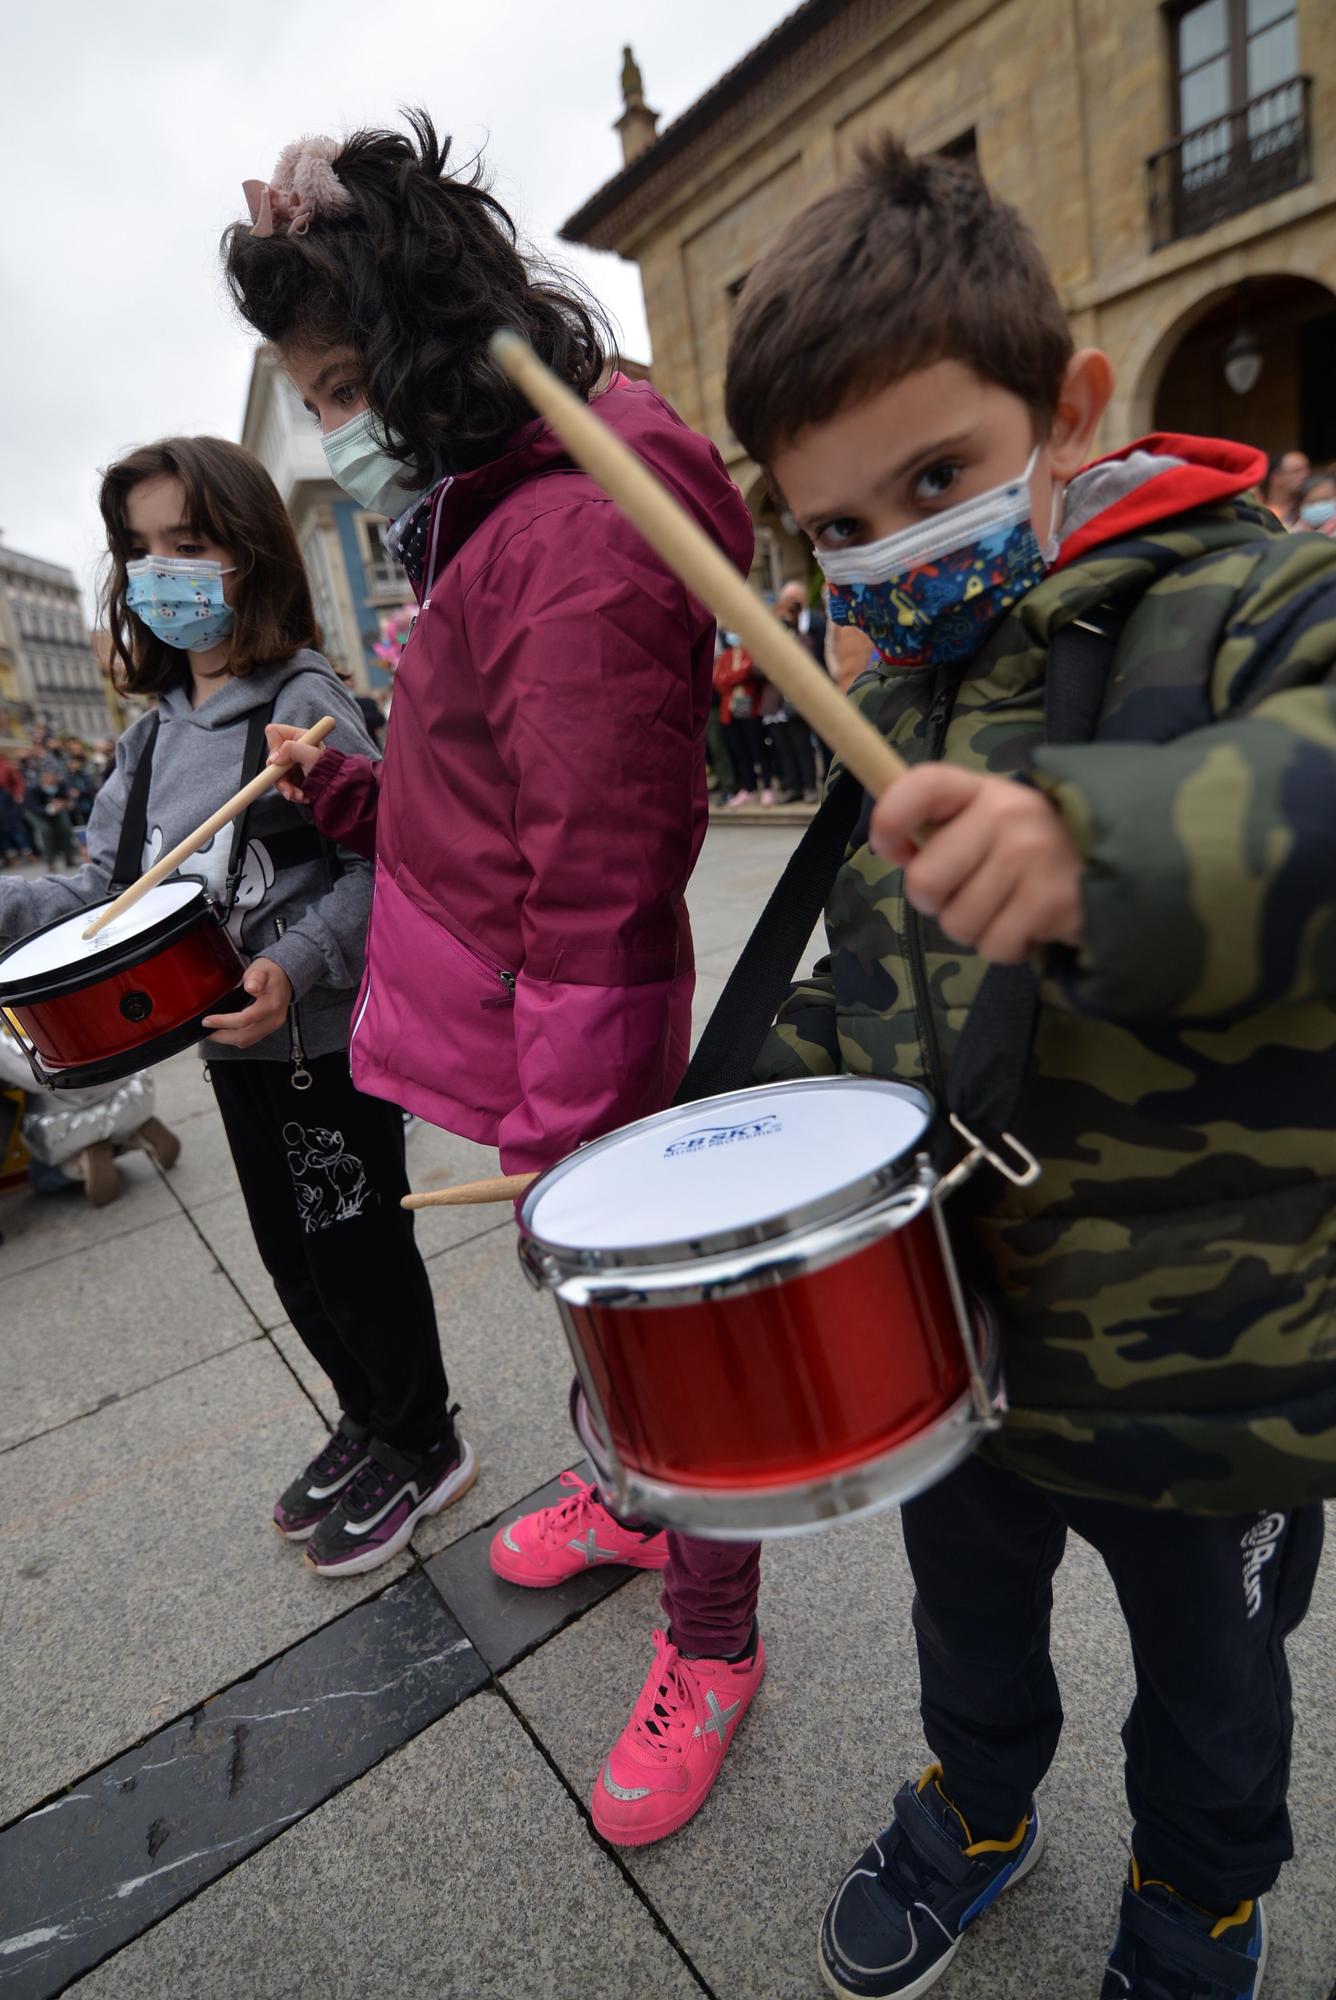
[518,1077,1001,1538]
[0,882,246,1089]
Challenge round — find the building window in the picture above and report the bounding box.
[1149,0,1308,247]
[358,514,407,599]
[301,522,346,672]
[1174,0,1297,127]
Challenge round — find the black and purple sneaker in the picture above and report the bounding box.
[305,1426,478,1577]
[273,1418,373,1540]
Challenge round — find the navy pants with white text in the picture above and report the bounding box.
[900,1449,1323,1907]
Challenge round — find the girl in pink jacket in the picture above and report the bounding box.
[227,113,763,1848]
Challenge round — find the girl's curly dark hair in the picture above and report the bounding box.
[221,110,615,483]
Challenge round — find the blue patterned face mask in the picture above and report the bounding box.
[126,557,236,653]
[815,449,1059,668]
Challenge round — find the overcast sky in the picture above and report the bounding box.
[1,0,785,617]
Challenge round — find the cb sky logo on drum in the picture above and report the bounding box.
[664,1114,781,1158]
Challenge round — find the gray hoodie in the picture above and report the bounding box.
[0,652,377,1065]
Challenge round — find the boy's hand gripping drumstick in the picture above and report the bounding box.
[82,717,337,941]
[488,331,908,801]
[403,1171,538,1211]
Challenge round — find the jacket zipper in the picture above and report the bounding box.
[483,969,517,1011]
[273,917,313,1089]
[905,674,953,1102]
[419,483,449,611]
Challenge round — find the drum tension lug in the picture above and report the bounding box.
[945,1114,1041,1192]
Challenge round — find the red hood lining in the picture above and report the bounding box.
[1055,433,1269,571]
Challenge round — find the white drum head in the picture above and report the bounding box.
[0,880,205,981]
[527,1078,933,1253]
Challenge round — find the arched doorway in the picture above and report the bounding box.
[1147,275,1336,462]
[742,471,812,600]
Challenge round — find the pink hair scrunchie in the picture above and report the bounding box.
[243,134,355,238]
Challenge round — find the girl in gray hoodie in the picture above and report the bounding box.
[0,437,475,1575]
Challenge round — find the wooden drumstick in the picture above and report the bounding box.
[489,331,908,801]
[402,1172,538,1211]
[81,716,338,941]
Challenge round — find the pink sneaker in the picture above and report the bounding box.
[488,1471,669,1588]
[591,1626,766,1847]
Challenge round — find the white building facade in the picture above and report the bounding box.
[240,348,410,691]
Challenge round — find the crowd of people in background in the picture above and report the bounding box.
[1262,448,1336,533]
[0,722,117,869]
[708,579,872,807]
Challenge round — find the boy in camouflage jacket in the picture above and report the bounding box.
[725,137,1330,2000]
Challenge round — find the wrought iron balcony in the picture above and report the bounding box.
[1148,75,1312,250]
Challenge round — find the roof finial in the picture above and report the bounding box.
[620,45,645,111]
[616,46,659,165]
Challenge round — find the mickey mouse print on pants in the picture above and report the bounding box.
[283,1121,378,1233]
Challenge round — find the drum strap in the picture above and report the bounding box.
[676,602,1129,1162]
[108,701,340,909]
[110,713,161,893]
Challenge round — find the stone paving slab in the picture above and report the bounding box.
[140,1103,242,1209]
[0,1571,486,1999]
[0,1342,411,1824]
[0,1159,177,1281]
[70,1692,708,2000]
[266,1321,338,1427]
[408,1228,593,1560]
[424,1465,637,1673]
[182,1193,289,1330]
[147,1053,217,1128]
[4,1211,257,1453]
[502,1512,1336,2000]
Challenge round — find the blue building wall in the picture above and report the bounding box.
[331,498,396,692]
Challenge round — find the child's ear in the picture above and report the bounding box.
[1048,349,1115,479]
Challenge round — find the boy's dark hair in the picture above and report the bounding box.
[221,110,614,484]
[725,133,1074,468]
[99,436,321,695]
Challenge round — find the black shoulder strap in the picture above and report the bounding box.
[947,606,1124,1154]
[675,771,863,1105]
[110,712,161,891]
[222,703,277,913]
[675,601,1126,1123]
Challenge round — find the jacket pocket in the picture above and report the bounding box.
[350,860,520,1121]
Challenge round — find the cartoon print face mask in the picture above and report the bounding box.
[815,449,1059,668]
[126,557,236,653]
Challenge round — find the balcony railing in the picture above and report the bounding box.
[1147,75,1312,250]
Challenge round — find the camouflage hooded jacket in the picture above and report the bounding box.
[756,434,1336,1512]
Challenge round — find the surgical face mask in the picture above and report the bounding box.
[126,557,236,653]
[815,448,1059,668]
[1300,498,1336,529]
[322,410,428,519]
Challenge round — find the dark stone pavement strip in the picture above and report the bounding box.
[0,1570,487,2000]
[423,1464,643,1672]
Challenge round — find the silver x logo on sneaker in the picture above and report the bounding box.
[567,1527,618,1564]
[701,1690,740,1743]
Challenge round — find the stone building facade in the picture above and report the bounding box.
[0,539,111,743]
[564,0,1336,584]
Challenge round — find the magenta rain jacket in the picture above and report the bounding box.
[305,378,754,1174]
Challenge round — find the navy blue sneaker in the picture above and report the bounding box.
[818,1764,1043,1998]
[1100,1862,1267,1998]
